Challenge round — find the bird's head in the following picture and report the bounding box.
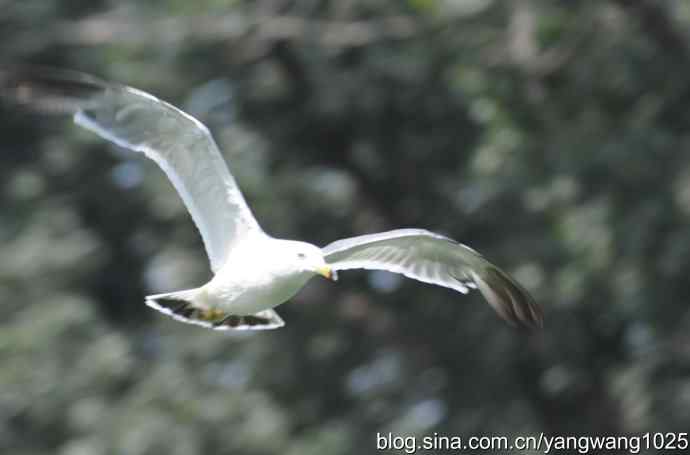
[281,240,336,281]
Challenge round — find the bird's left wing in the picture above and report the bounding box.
[322,229,543,329]
[0,66,262,272]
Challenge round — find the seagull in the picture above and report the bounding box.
[0,66,543,331]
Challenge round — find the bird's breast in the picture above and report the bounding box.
[205,265,312,315]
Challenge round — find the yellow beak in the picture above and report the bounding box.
[316,265,336,281]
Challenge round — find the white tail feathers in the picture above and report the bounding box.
[145,288,285,330]
[145,287,205,326]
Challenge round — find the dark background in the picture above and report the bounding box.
[2,1,690,454]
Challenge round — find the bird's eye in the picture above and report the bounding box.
[297,253,307,260]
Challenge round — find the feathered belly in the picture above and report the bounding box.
[205,270,311,315]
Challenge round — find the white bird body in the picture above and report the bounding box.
[203,238,321,315]
[146,237,327,329]
[0,66,543,331]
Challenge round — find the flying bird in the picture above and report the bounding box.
[0,66,543,330]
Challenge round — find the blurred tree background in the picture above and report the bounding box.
[2,0,690,453]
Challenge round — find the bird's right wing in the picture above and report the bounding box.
[323,229,543,329]
[0,66,262,272]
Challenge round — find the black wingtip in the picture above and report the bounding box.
[0,65,106,114]
[471,267,544,330]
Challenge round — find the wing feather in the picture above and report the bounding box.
[0,66,262,271]
[323,229,542,329]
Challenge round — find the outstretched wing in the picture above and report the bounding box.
[0,66,262,272]
[322,229,543,329]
